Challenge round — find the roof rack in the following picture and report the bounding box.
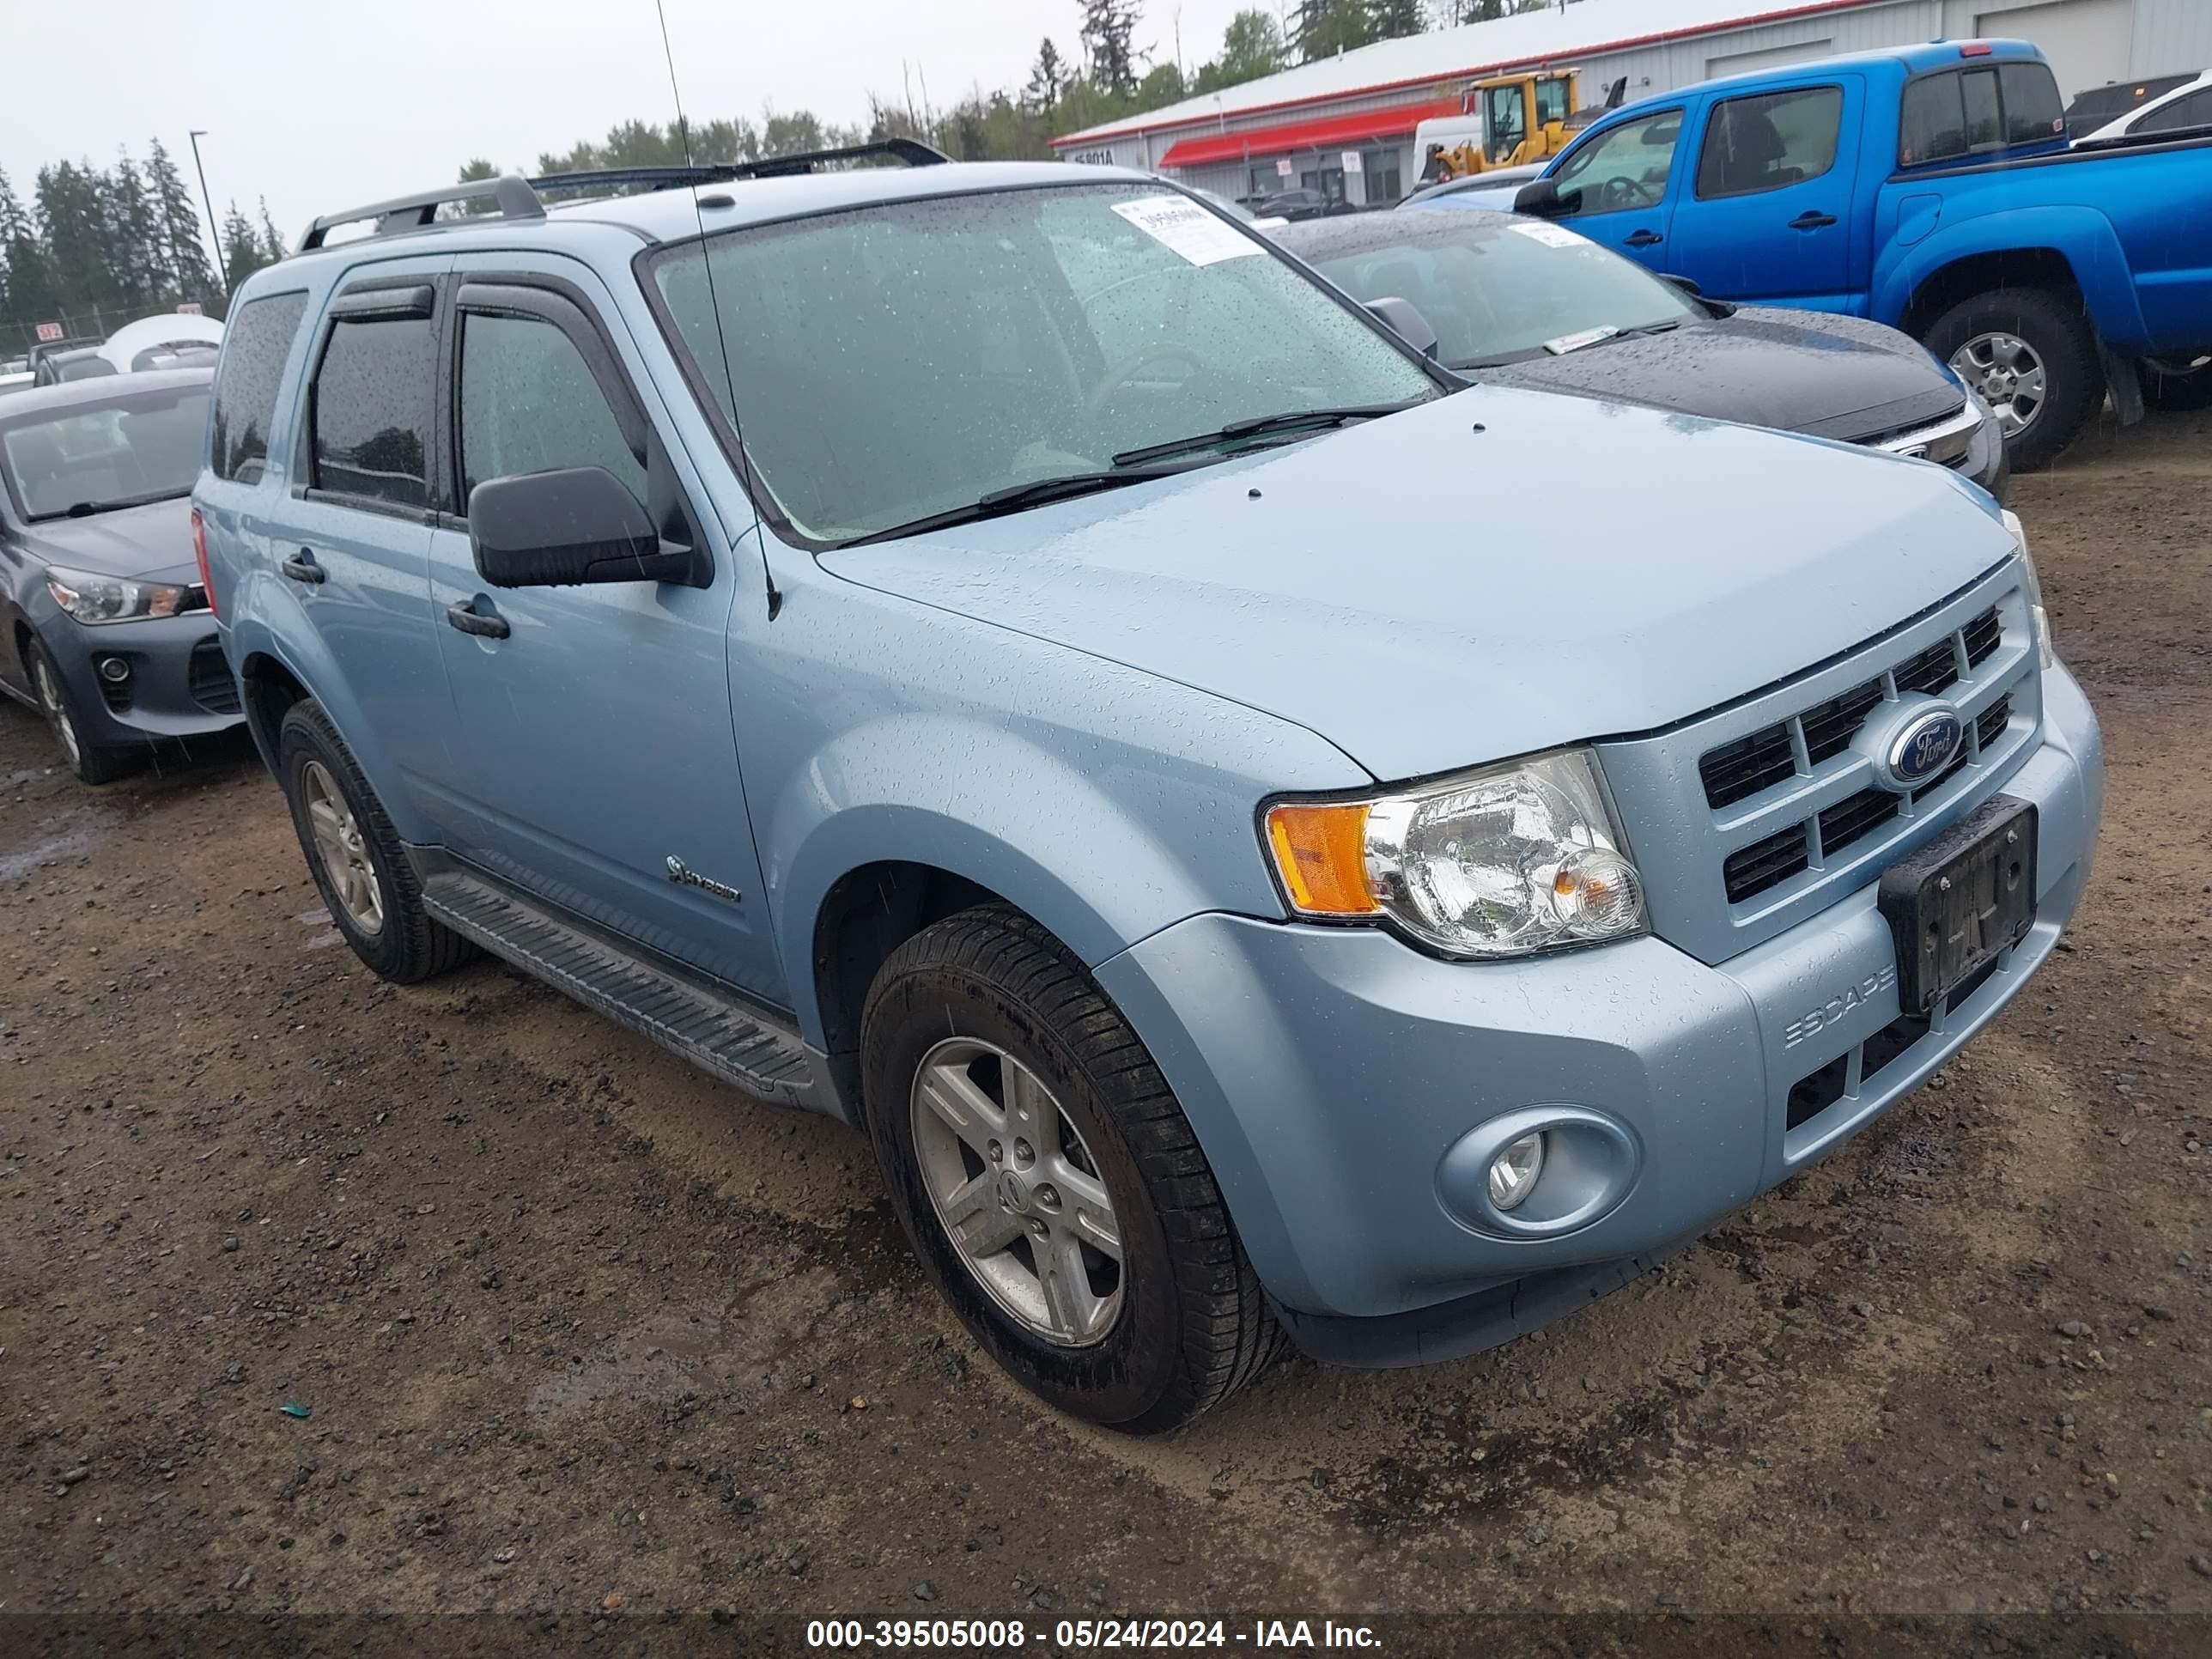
[296,139,951,253]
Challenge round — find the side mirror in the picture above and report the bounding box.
[468,466,696,588]
[1513,178,1577,217]
[1363,297,1440,360]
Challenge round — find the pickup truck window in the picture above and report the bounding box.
[308,315,433,511]
[210,290,307,484]
[649,182,1435,544]
[1551,112,1681,216]
[458,313,647,506]
[1695,86,1843,199]
[1901,63,2064,165]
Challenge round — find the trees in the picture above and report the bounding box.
[1079,0,1143,100]
[1025,39,1070,116]
[1203,10,1288,89]
[145,138,216,306]
[1291,1,1378,64]
[218,199,263,294]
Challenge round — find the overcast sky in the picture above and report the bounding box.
[5,0,1255,246]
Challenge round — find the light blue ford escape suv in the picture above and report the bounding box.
[195,146,2101,1431]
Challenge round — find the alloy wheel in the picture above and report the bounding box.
[301,760,385,935]
[909,1036,1125,1348]
[30,653,82,770]
[1950,331,2047,437]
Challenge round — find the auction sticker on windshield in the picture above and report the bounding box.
[1110,196,1262,266]
[1510,221,1586,249]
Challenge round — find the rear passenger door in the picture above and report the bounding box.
[1668,79,1863,309]
[422,252,780,1000]
[284,257,467,824]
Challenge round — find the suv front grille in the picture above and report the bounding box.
[189,641,240,715]
[1721,696,2013,903]
[1698,606,2002,810]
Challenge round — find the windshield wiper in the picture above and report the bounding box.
[40,489,188,522]
[843,465,1193,546]
[1110,399,1421,468]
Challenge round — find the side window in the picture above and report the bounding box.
[2137,88,2212,135]
[2000,63,2066,143]
[1551,111,1683,215]
[210,289,307,483]
[1695,86,1844,198]
[1901,72,1966,164]
[456,313,646,507]
[308,314,434,510]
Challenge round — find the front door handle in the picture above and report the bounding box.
[446,599,510,640]
[1625,229,1663,247]
[1789,210,1838,230]
[281,550,325,586]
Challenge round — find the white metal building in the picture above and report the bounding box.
[1052,0,2212,205]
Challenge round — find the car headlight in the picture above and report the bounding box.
[1263,747,1646,959]
[2001,509,2054,670]
[43,564,198,625]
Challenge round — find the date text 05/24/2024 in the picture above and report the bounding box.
[805,1618,1382,1649]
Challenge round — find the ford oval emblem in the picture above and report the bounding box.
[1884,707,1963,790]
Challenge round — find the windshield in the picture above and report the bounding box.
[0,385,210,521]
[649,182,1437,544]
[1302,216,1699,368]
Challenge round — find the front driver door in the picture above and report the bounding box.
[1538,106,1686,270]
[422,253,781,1000]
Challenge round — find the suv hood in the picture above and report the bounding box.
[14,495,196,583]
[820,387,2015,783]
[1477,306,1963,443]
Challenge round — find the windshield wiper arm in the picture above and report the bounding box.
[1110,399,1420,468]
[843,465,1192,547]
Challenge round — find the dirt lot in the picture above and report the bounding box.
[2,409,2208,1647]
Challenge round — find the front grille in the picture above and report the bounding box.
[1698,606,2002,810]
[1723,694,2015,904]
[189,641,240,715]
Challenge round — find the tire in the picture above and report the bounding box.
[276,699,474,984]
[860,904,1279,1432]
[2142,354,2212,412]
[25,639,136,785]
[1923,287,2102,471]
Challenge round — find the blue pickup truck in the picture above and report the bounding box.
[1477,39,2212,468]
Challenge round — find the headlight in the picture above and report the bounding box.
[2001,509,2054,671]
[43,564,198,625]
[1263,747,1647,959]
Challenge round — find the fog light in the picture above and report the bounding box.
[98,657,131,684]
[1487,1133,1546,1212]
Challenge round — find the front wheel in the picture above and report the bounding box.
[1925,288,2102,471]
[26,640,135,785]
[861,905,1278,1432]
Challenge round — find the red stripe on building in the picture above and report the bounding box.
[1052,0,1873,149]
[1156,99,1464,167]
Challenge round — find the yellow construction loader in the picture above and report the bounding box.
[1415,70,1627,186]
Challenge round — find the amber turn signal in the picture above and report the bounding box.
[1264,802,1379,916]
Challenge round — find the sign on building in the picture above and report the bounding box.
[1065,147,1117,166]
[1276,157,1295,178]
[35,321,64,343]
[176,301,204,316]
[1341,150,1367,206]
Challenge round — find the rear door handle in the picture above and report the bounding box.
[281,550,325,585]
[1625,229,1663,247]
[1789,210,1838,230]
[446,599,510,640]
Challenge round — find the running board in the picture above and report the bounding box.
[419,866,819,1111]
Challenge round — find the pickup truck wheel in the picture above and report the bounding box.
[1926,289,2101,471]
[861,905,1279,1432]
[276,700,474,984]
[2142,354,2212,411]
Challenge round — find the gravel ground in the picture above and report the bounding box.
[2,409,2208,1647]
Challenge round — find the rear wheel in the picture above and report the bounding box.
[2141,353,2212,411]
[26,641,134,785]
[861,905,1278,1432]
[1926,288,2101,471]
[276,700,474,983]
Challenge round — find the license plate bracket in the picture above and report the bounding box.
[1877,794,2039,1016]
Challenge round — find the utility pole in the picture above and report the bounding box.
[187,130,222,282]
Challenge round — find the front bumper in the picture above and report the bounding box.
[1094,663,2100,1348]
[32,611,243,747]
